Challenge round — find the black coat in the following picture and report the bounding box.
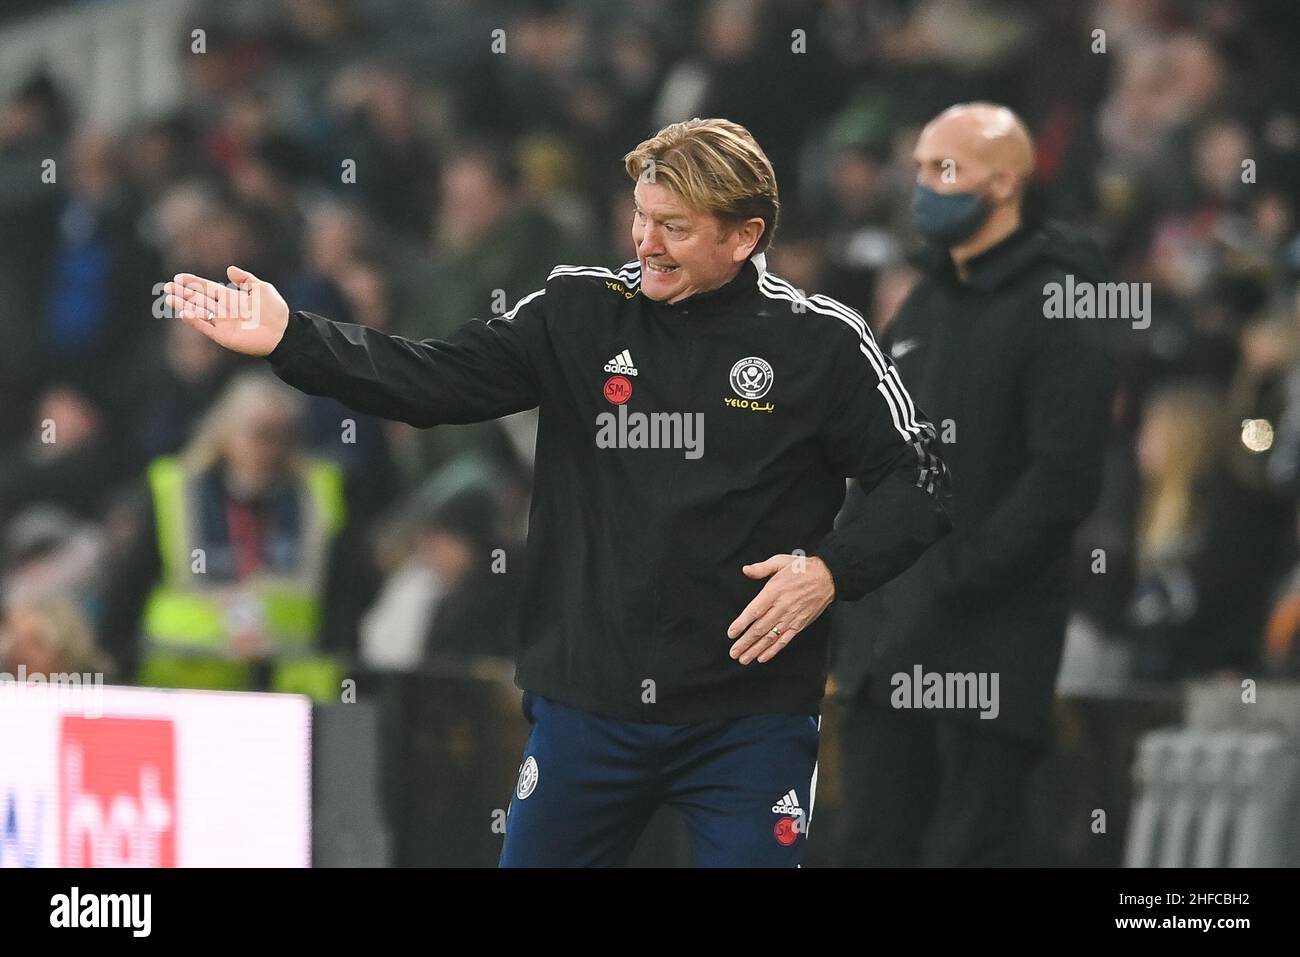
[832,223,1113,745]
[268,257,950,723]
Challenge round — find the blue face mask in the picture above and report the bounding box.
[912,183,990,246]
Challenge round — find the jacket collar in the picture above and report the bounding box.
[914,225,1044,292]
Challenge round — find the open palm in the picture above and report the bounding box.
[164,265,290,356]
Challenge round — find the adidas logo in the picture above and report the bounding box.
[771,789,802,816]
[604,350,638,376]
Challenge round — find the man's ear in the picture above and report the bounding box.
[991,169,1019,205]
[731,217,766,262]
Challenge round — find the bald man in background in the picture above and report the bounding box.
[831,104,1113,865]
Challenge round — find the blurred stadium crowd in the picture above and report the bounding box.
[1,0,1299,699]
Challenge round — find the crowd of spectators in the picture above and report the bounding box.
[1,0,1298,697]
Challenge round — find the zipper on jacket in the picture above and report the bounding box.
[642,306,694,719]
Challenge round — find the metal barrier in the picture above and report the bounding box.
[1124,683,1300,867]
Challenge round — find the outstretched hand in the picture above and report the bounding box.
[164,266,291,357]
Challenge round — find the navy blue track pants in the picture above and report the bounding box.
[500,692,820,867]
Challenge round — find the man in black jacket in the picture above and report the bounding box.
[832,103,1113,866]
[164,118,950,867]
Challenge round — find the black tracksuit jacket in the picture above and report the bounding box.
[267,254,950,722]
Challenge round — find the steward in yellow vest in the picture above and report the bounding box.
[135,452,347,700]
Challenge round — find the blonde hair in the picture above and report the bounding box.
[1137,387,1222,561]
[623,117,779,253]
[182,369,305,473]
[0,596,110,676]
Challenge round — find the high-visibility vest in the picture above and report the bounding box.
[140,455,346,657]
